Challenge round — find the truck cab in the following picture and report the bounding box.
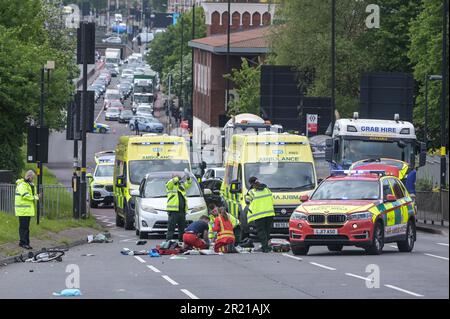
[325,113,426,170]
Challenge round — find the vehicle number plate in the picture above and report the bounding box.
[273,222,289,228]
[314,229,338,235]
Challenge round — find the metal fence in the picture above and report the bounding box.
[416,190,449,225]
[0,184,80,219]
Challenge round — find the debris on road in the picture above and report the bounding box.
[120,248,148,256]
[88,232,113,243]
[81,254,95,257]
[53,288,82,297]
[269,239,291,252]
[136,240,147,245]
[149,249,160,257]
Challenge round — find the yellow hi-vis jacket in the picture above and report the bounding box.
[15,179,38,217]
[247,186,275,223]
[166,176,192,213]
[399,163,409,180]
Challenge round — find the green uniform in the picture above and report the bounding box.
[247,185,275,252]
[15,179,38,217]
[166,176,192,240]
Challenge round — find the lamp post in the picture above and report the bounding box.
[439,0,448,190]
[331,0,336,126]
[226,0,231,111]
[424,74,442,148]
[180,9,184,120]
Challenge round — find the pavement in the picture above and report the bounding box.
[6,49,446,299]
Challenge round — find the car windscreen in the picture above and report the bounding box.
[129,160,190,185]
[121,111,133,116]
[342,139,413,165]
[95,165,114,177]
[106,93,121,100]
[215,169,225,179]
[311,180,380,200]
[134,95,154,103]
[108,108,120,113]
[244,162,315,191]
[144,176,201,198]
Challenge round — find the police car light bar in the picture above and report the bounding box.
[330,170,386,176]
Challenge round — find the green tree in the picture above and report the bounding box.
[270,0,372,118]
[162,52,192,105]
[408,0,448,150]
[0,0,76,176]
[224,58,261,116]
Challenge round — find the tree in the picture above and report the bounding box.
[0,0,77,176]
[224,58,261,116]
[270,0,372,118]
[162,52,192,106]
[408,0,448,150]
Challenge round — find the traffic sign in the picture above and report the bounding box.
[307,114,318,134]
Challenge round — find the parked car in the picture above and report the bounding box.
[105,107,121,121]
[102,36,122,44]
[129,116,163,133]
[119,110,134,123]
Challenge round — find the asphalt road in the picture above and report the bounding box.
[0,206,448,299]
[13,50,448,300]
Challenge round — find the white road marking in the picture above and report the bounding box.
[147,265,161,273]
[384,284,424,297]
[424,253,449,261]
[345,273,372,282]
[162,275,179,286]
[282,253,303,261]
[388,245,398,249]
[309,262,336,271]
[134,256,146,263]
[437,243,449,247]
[180,289,199,299]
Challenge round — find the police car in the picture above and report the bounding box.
[87,152,115,208]
[289,170,416,255]
[92,122,110,134]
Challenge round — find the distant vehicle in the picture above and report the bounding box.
[129,117,163,133]
[106,64,119,77]
[114,14,123,22]
[135,106,153,117]
[135,32,154,43]
[108,100,124,111]
[105,48,121,74]
[105,107,121,121]
[119,110,134,123]
[118,82,133,99]
[92,122,110,134]
[103,89,121,110]
[103,36,122,44]
[202,167,225,182]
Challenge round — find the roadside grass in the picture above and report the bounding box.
[0,211,101,245]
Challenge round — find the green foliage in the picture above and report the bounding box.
[408,0,448,150]
[224,58,261,116]
[0,0,76,176]
[147,6,206,99]
[416,178,434,192]
[162,52,192,105]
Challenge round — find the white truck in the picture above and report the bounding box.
[105,48,121,76]
[131,75,155,113]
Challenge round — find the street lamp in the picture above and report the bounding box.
[424,74,442,148]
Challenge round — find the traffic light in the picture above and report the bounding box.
[27,126,49,163]
[76,22,96,64]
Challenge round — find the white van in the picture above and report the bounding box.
[131,171,209,239]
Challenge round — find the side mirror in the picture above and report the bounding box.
[386,194,397,202]
[130,189,140,197]
[300,194,309,202]
[325,138,334,163]
[203,189,212,196]
[419,142,427,167]
[116,176,126,187]
[318,178,323,184]
[229,180,242,194]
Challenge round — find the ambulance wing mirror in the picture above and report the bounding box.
[229,180,242,194]
[130,189,140,197]
[419,142,427,167]
[325,138,334,163]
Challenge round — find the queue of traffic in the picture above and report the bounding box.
[87,109,423,256]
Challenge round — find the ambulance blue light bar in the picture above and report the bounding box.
[330,170,386,176]
[132,142,180,145]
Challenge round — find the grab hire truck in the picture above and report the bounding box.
[325,113,426,171]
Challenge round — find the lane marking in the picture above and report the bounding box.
[345,273,371,282]
[388,245,397,249]
[162,275,179,286]
[147,265,161,273]
[180,289,199,299]
[309,262,336,271]
[424,253,449,261]
[437,243,449,247]
[384,284,424,297]
[134,256,146,263]
[282,253,303,261]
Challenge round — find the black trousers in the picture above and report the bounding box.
[18,216,31,246]
[239,206,250,242]
[255,216,273,251]
[166,211,186,240]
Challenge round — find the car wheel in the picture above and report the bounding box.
[100,127,106,133]
[327,244,343,252]
[291,245,309,256]
[397,219,416,252]
[365,221,384,255]
[90,200,98,208]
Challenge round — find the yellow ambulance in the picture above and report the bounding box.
[222,132,317,235]
[114,134,191,229]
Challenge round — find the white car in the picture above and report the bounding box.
[135,105,153,117]
[132,172,209,239]
[102,36,122,44]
